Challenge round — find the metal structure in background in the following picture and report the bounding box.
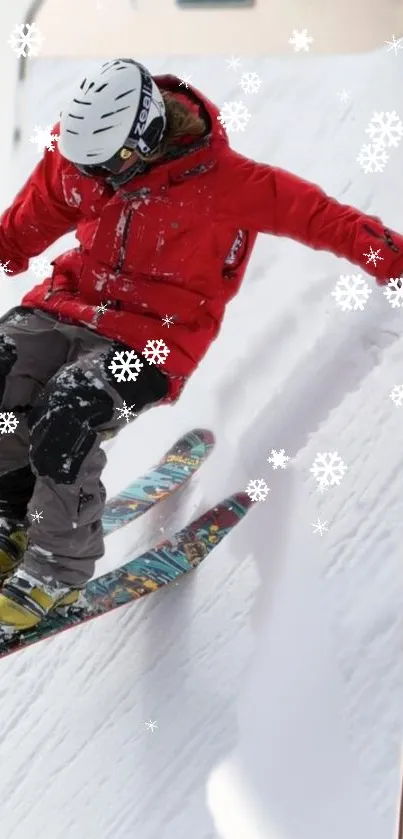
[13,0,45,148]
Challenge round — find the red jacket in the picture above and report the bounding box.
[1,74,403,403]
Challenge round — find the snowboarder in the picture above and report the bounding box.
[0,57,402,634]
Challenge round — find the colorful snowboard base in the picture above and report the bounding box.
[0,491,254,659]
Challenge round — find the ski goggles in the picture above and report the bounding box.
[75,144,139,178]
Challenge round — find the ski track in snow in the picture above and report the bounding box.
[0,51,402,838]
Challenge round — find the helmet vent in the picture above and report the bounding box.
[100,107,131,119]
[92,127,118,135]
[115,88,137,102]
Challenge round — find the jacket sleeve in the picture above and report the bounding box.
[0,131,82,276]
[214,151,403,284]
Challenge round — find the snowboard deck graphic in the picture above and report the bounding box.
[102,428,215,536]
[0,492,254,659]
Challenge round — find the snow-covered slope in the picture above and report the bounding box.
[0,50,402,839]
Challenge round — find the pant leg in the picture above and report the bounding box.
[24,335,169,587]
[0,306,71,520]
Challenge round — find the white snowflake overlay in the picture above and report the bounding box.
[356,144,389,174]
[8,23,44,58]
[288,29,314,53]
[331,275,372,312]
[267,449,290,469]
[385,35,403,55]
[30,255,52,279]
[30,510,44,524]
[29,125,60,154]
[246,478,270,502]
[383,278,403,308]
[108,351,144,383]
[218,101,251,133]
[142,340,170,366]
[116,401,137,423]
[226,56,242,72]
[311,519,329,536]
[310,452,348,489]
[364,246,383,267]
[0,262,11,280]
[365,111,403,149]
[0,412,19,435]
[239,72,262,95]
[179,74,192,89]
[390,385,403,407]
[357,111,403,173]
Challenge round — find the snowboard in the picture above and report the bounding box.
[0,491,254,659]
[102,428,215,536]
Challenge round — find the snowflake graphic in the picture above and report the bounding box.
[385,35,403,55]
[365,111,403,149]
[162,315,176,328]
[356,143,389,173]
[0,412,19,435]
[142,339,170,366]
[364,246,384,267]
[116,401,137,424]
[29,125,60,154]
[288,29,314,53]
[108,350,144,383]
[29,509,44,524]
[390,384,403,407]
[218,101,251,133]
[8,23,45,58]
[337,89,351,103]
[311,519,328,535]
[310,452,348,489]
[0,261,11,280]
[145,720,158,733]
[239,72,262,95]
[245,478,270,502]
[179,74,192,89]
[96,302,109,315]
[30,255,52,279]
[317,483,330,495]
[267,449,290,469]
[383,278,403,308]
[331,275,372,312]
[226,55,242,72]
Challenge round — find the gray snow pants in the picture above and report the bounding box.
[0,306,169,587]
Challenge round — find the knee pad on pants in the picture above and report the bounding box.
[28,367,115,484]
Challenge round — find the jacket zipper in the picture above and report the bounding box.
[110,208,134,312]
[116,208,133,272]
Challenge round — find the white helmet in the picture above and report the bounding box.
[58,58,167,174]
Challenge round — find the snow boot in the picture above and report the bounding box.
[0,519,29,585]
[0,568,82,635]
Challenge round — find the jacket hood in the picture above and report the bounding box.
[154,73,228,147]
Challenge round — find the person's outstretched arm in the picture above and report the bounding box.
[215,151,403,283]
[0,123,82,276]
